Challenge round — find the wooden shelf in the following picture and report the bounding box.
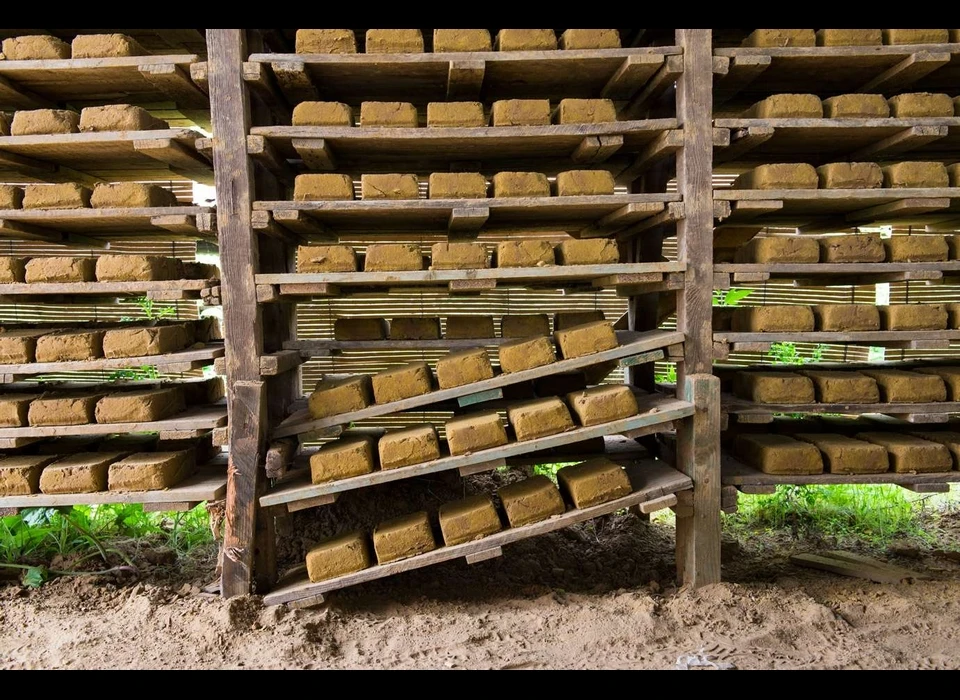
[0,129,213,185]
[0,278,219,302]
[0,404,227,439]
[248,47,681,104]
[0,344,224,379]
[262,459,691,606]
[714,330,960,358]
[714,262,960,287]
[272,329,683,438]
[721,393,960,423]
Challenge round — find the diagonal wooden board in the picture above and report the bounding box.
[791,551,928,584]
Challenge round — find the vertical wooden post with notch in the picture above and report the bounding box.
[673,29,721,587]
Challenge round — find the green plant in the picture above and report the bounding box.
[120,296,177,322]
[767,341,825,365]
[107,365,160,381]
[655,363,677,384]
[532,462,578,482]
[713,288,754,307]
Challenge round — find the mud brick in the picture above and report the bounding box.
[566,384,639,426]
[371,362,433,403]
[859,369,947,402]
[334,318,388,341]
[553,311,605,331]
[390,317,440,340]
[816,162,883,189]
[22,183,90,209]
[359,102,418,127]
[743,94,822,118]
[735,433,824,475]
[297,245,358,272]
[439,494,502,546]
[554,320,617,359]
[495,239,555,267]
[373,511,436,564]
[95,255,180,281]
[557,239,618,266]
[28,392,101,426]
[559,29,620,49]
[436,347,493,389]
[731,306,815,332]
[96,387,185,423]
[908,431,960,468]
[507,397,574,441]
[306,531,371,584]
[496,29,557,51]
[557,458,632,508]
[35,329,104,362]
[360,173,419,200]
[378,425,440,470]
[426,102,485,128]
[912,367,960,400]
[813,304,880,331]
[498,475,566,528]
[445,315,495,339]
[309,436,376,483]
[555,170,615,196]
[817,233,885,262]
[430,241,489,270]
[794,434,889,474]
[39,452,126,494]
[882,162,949,188]
[816,29,883,46]
[855,432,951,473]
[0,185,22,209]
[880,304,947,330]
[0,329,48,363]
[498,336,556,373]
[427,173,487,199]
[102,325,190,358]
[364,243,423,271]
[883,235,948,262]
[888,92,954,118]
[501,315,550,338]
[91,183,178,208]
[24,256,95,284]
[295,29,357,54]
[433,29,492,52]
[948,303,960,329]
[294,174,354,201]
[2,35,69,59]
[10,109,79,135]
[79,105,165,132]
[182,262,219,280]
[799,370,881,403]
[307,375,372,419]
[742,29,816,47]
[71,33,144,58]
[445,411,508,455]
[0,393,39,428]
[883,29,948,44]
[0,455,57,495]
[291,102,353,126]
[734,371,816,403]
[733,163,818,189]
[822,94,890,118]
[491,99,551,127]
[734,236,819,263]
[111,450,195,491]
[365,29,423,53]
[556,98,617,124]
[492,172,550,198]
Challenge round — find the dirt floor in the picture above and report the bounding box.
[1,470,959,669]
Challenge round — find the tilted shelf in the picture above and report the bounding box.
[0,343,224,379]
[714,330,960,359]
[0,278,220,302]
[714,262,960,287]
[721,393,960,423]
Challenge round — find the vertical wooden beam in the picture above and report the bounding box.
[673,29,721,587]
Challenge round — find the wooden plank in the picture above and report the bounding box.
[602,53,665,99]
[276,282,339,298]
[242,61,291,123]
[0,73,55,109]
[448,206,489,235]
[0,218,63,243]
[578,201,667,239]
[0,279,213,297]
[260,349,303,376]
[621,54,683,118]
[716,262,960,281]
[288,493,337,513]
[265,438,298,480]
[714,126,775,164]
[619,129,683,182]
[0,345,223,376]
[722,394,960,417]
[247,134,296,184]
[138,62,210,109]
[615,201,683,239]
[722,453,960,487]
[446,59,484,99]
[465,547,502,565]
[269,61,319,102]
[0,405,226,438]
[857,51,950,93]
[571,134,624,164]
[143,501,198,513]
[0,206,213,237]
[850,125,947,160]
[715,330,960,344]
[251,210,302,247]
[714,55,771,106]
[790,552,920,584]
[638,493,678,514]
[844,197,951,224]
[458,459,506,477]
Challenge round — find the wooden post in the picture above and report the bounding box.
[674,29,721,587]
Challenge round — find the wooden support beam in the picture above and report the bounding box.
[579,201,667,239]
[291,138,337,171]
[150,214,198,235]
[850,125,948,160]
[0,218,63,243]
[0,73,55,109]
[616,201,683,239]
[845,197,950,224]
[449,278,495,293]
[265,438,298,480]
[714,54,771,106]
[729,199,783,219]
[270,61,319,102]
[619,129,683,182]
[242,60,292,122]
[638,493,678,514]
[446,59,485,99]
[272,209,335,238]
[714,125,774,164]
[857,51,949,93]
[247,134,296,184]
[571,134,624,164]
[288,493,338,513]
[0,149,57,179]
[448,206,488,235]
[139,62,210,109]
[465,547,502,565]
[260,350,303,376]
[189,61,208,92]
[602,53,665,99]
[133,138,214,184]
[621,54,683,119]
[251,210,302,246]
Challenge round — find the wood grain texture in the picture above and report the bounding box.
[723,452,960,486]
[0,404,225,438]
[0,344,223,377]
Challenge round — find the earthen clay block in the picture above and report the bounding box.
[360,173,419,200]
[433,29,492,52]
[373,511,436,564]
[731,306,815,332]
[496,29,557,51]
[492,172,550,198]
[499,475,566,527]
[371,361,433,404]
[378,425,440,470]
[559,29,620,50]
[883,235,948,262]
[496,239,555,267]
[0,185,23,209]
[882,161,948,188]
[855,432,951,473]
[816,29,883,46]
[0,257,26,283]
[734,236,819,263]
[445,411,508,455]
[556,98,617,124]
[557,457,632,508]
[0,329,48,363]
[439,494,503,546]
[555,170,615,197]
[822,94,890,118]
[297,245,357,273]
[306,531,371,582]
[915,366,960,400]
[308,375,372,420]
[35,330,104,362]
[182,262,219,280]
[2,35,69,59]
[291,102,353,126]
[22,183,90,209]
[950,164,960,188]
[359,102,418,127]
[743,94,823,118]
[79,105,165,132]
[734,371,816,403]
[501,315,550,338]
[816,162,883,189]
[799,370,880,403]
[491,99,552,127]
[102,325,189,358]
[947,303,960,329]
[295,29,357,54]
[794,433,889,474]
[293,174,354,201]
[364,243,423,271]
[310,436,376,483]
[445,315,495,339]
[91,183,178,209]
[554,320,617,359]
[556,238,619,265]
[39,452,126,494]
[498,336,556,373]
[10,109,79,135]
[96,387,185,423]
[859,369,947,402]
[0,455,57,495]
[888,92,954,118]
[436,347,493,389]
[390,317,440,340]
[334,317,388,341]
[733,163,818,190]
[28,392,101,426]
[95,255,180,282]
[908,431,960,467]
[736,433,824,474]
[427,173,487,199]
[430,241,488,270]
[817,233,885,262]
[365,29,423,53]
[813,304,880,331]
[742,29,816,47]
[554,311,605,331]
[566,384,639,426]
[880,304,947,330]
[0,393,39,428]
[426,102,485,128]
[883,29,948,44]
[507,397,574,441]
[24,256,96,283]
[108,450,195,491]
[71,34,144,58]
